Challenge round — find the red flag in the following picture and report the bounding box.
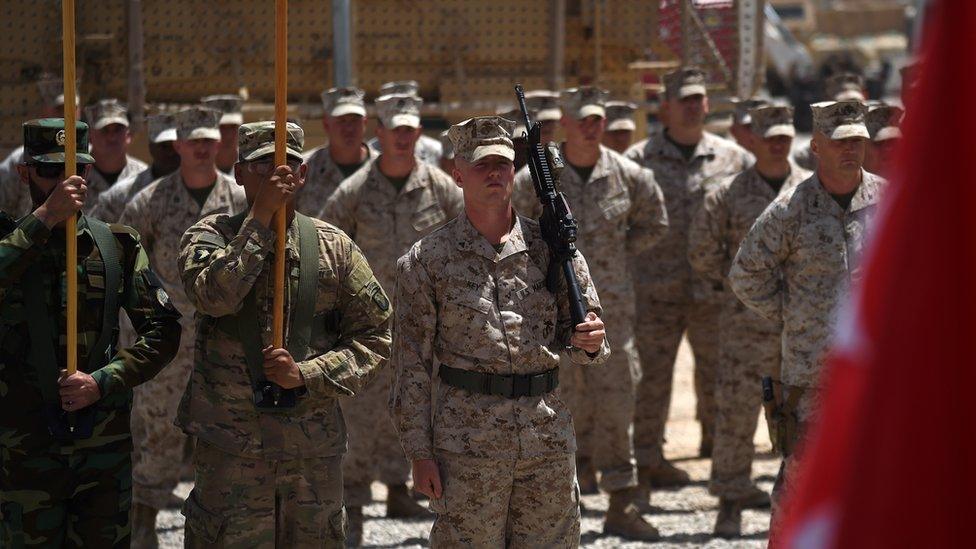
[779,1,976,547]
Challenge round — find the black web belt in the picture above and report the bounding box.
[438,364,559,398]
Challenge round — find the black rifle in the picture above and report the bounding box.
[514,84,587,327]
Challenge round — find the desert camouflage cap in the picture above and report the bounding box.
[176,106,222,141]
[495,105,527,137]
[560,86,609,119]
[238,120,305,162]
[811,100,869,140]
[85,99,129,130]
[605,101,637,132]
[439,129,454,160]
[321,86,367,118]
[448,116,516,163]
[750,105,796,139]
[732,97,770,125]
[147,113,178,143]
[23,118,95,164]
[379,80,420,97]
[866,104,904,142]
[524,90,562,122]
[664,67,707,100]
[36,75,79,109]
[376,93,422,129]
[826,72,866,101]
[201,94,244,126]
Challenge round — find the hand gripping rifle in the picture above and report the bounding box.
[514,84,587,327]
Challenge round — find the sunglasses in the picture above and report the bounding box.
[31,163,90,179]
[245,158,303,176]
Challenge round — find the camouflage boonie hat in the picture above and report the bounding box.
[238,120,305,162]
[605,101,637,132]
[147,113,178,143]
[321,86,367,118]
[731,97,770,125]
[201,94,244,126]
[664,67,707,100]
[85,99,129,130]
[23,118,95,164]
[176,107,222,140]
[750,105,796,139]
[811,100,869,140]
[379,80,420,97]
[439,129,454,160]
[376,94,422,129]
[826,72,866,101]
[448,116,516,163]
[36,75,79,108]
[866,104,904,142]
[524,90,562,122]
[560,86,609,119]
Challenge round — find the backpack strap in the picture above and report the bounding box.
[84,216,123,372]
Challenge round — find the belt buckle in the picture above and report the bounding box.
[512,374,530,398]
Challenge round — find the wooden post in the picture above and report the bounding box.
[273,0,287,348]
[63,0,78,376]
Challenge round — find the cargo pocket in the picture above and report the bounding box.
[326,507,347,542]
[0,501,24,548]
[182,490,226,545]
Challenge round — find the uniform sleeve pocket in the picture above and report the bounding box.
[182,490,226,544]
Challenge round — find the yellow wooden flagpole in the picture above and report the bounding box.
[63,0,78,376]
[272,0,287,348]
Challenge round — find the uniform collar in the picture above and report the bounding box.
[370,158,427,195]
[454,210,528,261]
[648,128,719,163]
[810,169,883,214]
[559,144,613,183]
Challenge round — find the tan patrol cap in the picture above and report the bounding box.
[664,67,707,100]
[201,94,244,126]
[826,73,866,102]
[495,105,527,137]
[175,106,222,141]
[147,113,178,143]
[560,86,609,120]
[85,99,129,130]
[749,105,795,139]
[379,80,420,97]
[524,90,562,122]
[321,86,367,118]
[448,116,516,163]
[376,94,422,129]
[605,101,638,132]
[866,104,904,142]
[811,100,869,140]
[732,97,770,125]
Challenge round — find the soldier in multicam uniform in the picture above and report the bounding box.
[0,76,80,219]
[625,67,752,497]
[119,106,248,547]
[90,113,181,223]
[602,101,638,154]
[298,87,375,217]
[0,118,181,547]
[320,91,461,545]
[201,94,245,175]
[728,100,886,541]
[367,81,443,166]
[792,72,868,171]
[82,99,148,209]
[177,120,391,547]
[687,105,811,538]
[390,116,609,548]
[514,86,668,540]
[863,103,904,176]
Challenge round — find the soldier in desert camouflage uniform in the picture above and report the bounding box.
[298,87,375,217]
[90,113,181,223]
[82,100,148,209]
[523,89,562,146]
[201,94,245,175]
[513,86,668,540]
[0,118,181,547]
[177,120,391,547]
[367,80,443,166]
[688,105,811,537]
[792,72,868,172]
[321,91,462,544]
[391,116,609,548]
[729,100,886,541]
[602,100,638,154]
[624,67,752,499]
[863,103,903,176]
[120,106,248,547]
[727,97,769,153]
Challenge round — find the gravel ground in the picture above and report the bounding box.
[157,338,776,547]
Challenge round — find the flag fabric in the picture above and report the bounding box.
[779,1,976,547]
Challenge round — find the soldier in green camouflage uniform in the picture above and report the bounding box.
[177,121,392,547]
[0,119,182,548]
